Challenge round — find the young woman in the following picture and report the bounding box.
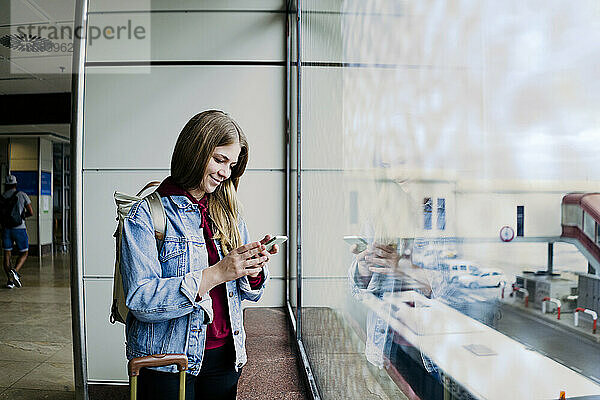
[120,110,278,399]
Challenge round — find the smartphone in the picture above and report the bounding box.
[264,235,288,252]
[343,236,368,252]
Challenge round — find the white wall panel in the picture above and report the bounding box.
[41,138,53,245]
[40,138,53,171]
[301,278,348,308]
[83,66,285,170]
[301,171,353,278]
[40,207,53,245]
[302,11,424,66]
[242,277,285,308]
[302,12,342,63]
[87,13,284,62]
[302,67,343,170]
[302,7,477,66]
[83,170,169,277]
[89,0,285,12]
[237,171,286,278]
[84,279,128,382]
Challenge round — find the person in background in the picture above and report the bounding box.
[1,174,33,288]
[121,110,279,400]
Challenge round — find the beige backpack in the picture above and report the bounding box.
[110,181,166,324]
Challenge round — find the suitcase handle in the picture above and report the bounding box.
[128,353,188,377]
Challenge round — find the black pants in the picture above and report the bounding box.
[137,342,242,400]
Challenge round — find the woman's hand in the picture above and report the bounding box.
[354,246,373,278]
[198,242,267,296]
[259,234,280,257]
[217,241,267,281]
[246,235,279,277]
[354,243,408,277]
[365,243,401,275]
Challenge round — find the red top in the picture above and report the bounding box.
[157,176,264,349]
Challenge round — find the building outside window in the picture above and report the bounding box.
[423,197,432,230]
[517,206,524,236]
[584,212,595,241]
[437,198,446,231]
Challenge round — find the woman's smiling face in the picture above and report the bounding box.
[200,142,242,195]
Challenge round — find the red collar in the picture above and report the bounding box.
[157,176,208,209]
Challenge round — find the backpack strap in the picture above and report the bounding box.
[145,192,166,252]
[137,181,162,197]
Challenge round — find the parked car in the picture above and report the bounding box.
[442,259,481,282]
[458,268,506,288]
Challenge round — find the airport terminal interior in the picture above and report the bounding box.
[1,1,600,399]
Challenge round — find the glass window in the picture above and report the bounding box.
[294,1,600,399]
[517,206,525,237]
[437,198,446,230]
[423,197,432,230]
[562,203,582,227]
[584,212,595,241]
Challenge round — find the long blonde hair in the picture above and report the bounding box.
[170,110,248,254]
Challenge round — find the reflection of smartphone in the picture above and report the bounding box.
[344,236,368,252]
[264,235,288,252]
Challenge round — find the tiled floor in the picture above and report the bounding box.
[0,253,74,399]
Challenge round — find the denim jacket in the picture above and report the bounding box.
[120,194,270,374]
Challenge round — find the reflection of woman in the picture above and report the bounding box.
[121,110,279,399]
[349,242,406,367]
[349,242,457,399]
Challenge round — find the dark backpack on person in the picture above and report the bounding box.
[0,192,23,228]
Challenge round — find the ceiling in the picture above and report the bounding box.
[0,123,70,140]
[0,0,75,95]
